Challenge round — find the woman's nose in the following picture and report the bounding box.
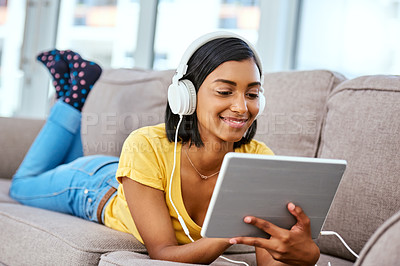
[230,95,247,114]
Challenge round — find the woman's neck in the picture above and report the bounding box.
[183,140,233,174]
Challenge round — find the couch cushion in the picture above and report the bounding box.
[0,203,146,265]
[355,210,400,266]
[82,69,346,158]
[315,75,400,261]
[99,250,256,266]
[0,180,254,265]
[317,253,353,266]
[82,68,175,157]
[0,117,44,179]
[256,70,346,157]
[0,179,17,204]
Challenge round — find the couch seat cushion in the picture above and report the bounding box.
[0,179,17,204]
[317,253,353,266]
[0,202,146,265]
[100,250,256,266]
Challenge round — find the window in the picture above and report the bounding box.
[0,0,26,117]
[219,0,260,29]
[3,1,398,118]
[0,0,7,94]
[57,0,140,68]
[0,0,7,82]
[153,0,260,70]
[0,0,6,25]
[296,0,400,78]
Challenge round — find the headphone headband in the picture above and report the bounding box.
[173,31,264,85]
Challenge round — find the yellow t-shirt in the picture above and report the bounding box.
[104,123,274,244]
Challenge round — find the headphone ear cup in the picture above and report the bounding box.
[167,79,196,115]
[256,89,266,119]
[180,79,197,115]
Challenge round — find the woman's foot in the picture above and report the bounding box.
[37,49,71,98]
[62,50,102,111]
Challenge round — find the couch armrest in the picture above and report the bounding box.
[0,117,44,179]
[355,210,400,266]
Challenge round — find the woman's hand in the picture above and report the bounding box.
[229,203,320,266]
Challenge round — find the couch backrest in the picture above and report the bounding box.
[255,70,346,157]
[83,69,346,158]
[82,68,175,157]
[315,75,400,261]
[0,117,44,179]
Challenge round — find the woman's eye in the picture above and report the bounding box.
[217,91,232,96]
[247,93,259,99]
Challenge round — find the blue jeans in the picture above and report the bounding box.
[9,99,119,224]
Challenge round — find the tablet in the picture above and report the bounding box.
[201,153,346,239]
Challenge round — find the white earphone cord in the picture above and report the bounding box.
[320,231,359,259]
[168,115,249,266]
[169,115,195,242]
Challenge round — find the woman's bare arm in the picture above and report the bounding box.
[121,177,231,264]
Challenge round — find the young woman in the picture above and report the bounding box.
[10,32,320,265]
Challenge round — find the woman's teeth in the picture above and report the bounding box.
[220,116,248,128]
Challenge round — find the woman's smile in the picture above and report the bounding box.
[219,115,249,129]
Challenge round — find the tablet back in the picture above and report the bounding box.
[201,153,346,239]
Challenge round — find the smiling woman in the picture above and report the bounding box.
[9,32,319,265]
[115,32,319,265]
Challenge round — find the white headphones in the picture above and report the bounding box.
[167,31,265,119]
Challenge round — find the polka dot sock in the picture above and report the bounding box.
[37,49,71,98]
[62,50,102,111]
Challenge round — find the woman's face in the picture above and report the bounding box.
[196,58,261,145]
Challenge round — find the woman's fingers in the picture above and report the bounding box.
[242,216,283,236]
[230,203,312,247]
[229,236,271,249]
[229,216,288,249]
[287,203,311,234]
[241,203,311,236]
[231,205,319,265]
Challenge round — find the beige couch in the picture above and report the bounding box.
[0,68,399,265]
